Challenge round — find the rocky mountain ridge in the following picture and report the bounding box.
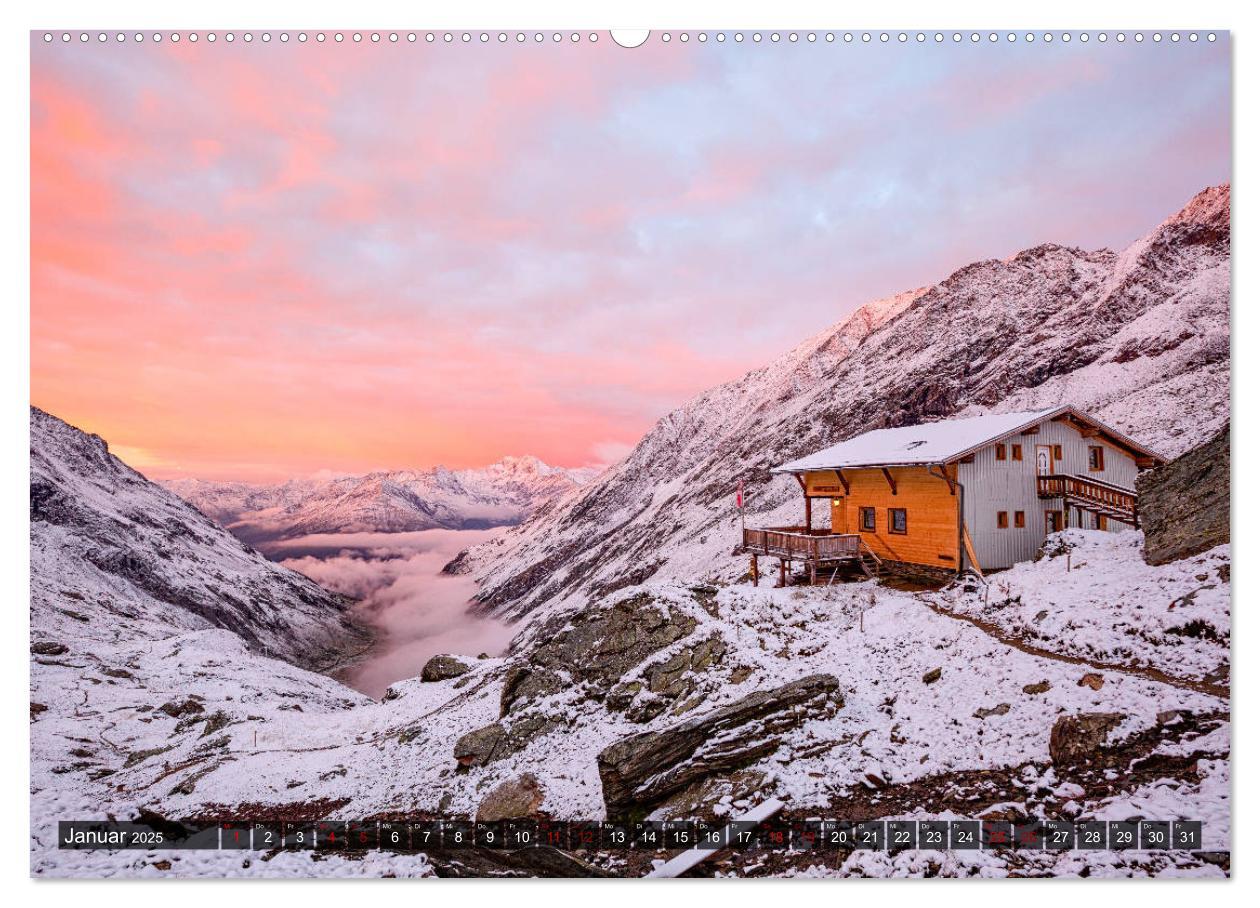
[456,184,1231,623]
[30,406,369,671]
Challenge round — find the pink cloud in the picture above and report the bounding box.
[30,37,1229,482]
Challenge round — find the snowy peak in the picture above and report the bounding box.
[486,454,549,475]
[29,407,369,670]
[1164,182,1230,234]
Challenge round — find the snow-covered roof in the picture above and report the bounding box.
[773,406,1164,473]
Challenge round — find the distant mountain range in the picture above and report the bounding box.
[164,457,601,544]
[455,184,1232,621]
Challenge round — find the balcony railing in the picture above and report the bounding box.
[1036,473,1137,524]
[741,526,862,561]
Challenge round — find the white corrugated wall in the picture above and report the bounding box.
[959,419,1140,570]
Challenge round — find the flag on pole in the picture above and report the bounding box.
[736,480,744,509]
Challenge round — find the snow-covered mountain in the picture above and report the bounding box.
[457,184,1231,621]
[164,456,599,543]
[30,407,370,671]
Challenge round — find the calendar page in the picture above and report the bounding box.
[29,23,1231,882]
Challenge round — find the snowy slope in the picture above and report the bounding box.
[458,185,1230,621]
[32,529,1230,878]
[165,456,599,542]
[30,407,370,671]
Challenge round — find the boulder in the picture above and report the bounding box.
[454,714,557,770]
[1022,680,1051,695]
[922,667,942,685]
[476,773,546,821]
[499,664,564,716]
[1078,673,1105,691]
[158,698,205,718]
[454,724,505,768]
[1137,423,1229,565]
[421,654,471,682]
[973,703,1011,719]
[1049,712,1126,765]
[597,673,841,819]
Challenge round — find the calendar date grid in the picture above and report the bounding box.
[59,818,1204,853]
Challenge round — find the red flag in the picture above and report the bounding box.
[736,480,744,509]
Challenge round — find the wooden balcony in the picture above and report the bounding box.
[1036,473,1138,525]
[740,526,862,562]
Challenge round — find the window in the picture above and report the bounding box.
[888,508,907,535]
[1014,510,1026,528]
[1088,445,1105,471]
[1052,444,1063,460]
[860,507,876,532]
[995,443,1007,461]
[1012,444,1023,461]
[997,511,1009,529]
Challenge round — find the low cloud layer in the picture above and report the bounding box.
[277,529,515,698]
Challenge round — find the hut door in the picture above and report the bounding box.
[1036,444,1054,475]
[830,498,847,533]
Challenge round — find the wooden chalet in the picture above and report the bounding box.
[740,406,1166,583]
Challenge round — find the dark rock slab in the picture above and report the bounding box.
[597,673,842,819]
[426,845,613,878]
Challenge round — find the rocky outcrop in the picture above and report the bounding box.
[453,592,723,770]
[420,654,471,682]
[597,673,842,819]
[608,633,727,723]
[1138,422,1229,565]
[498,593,701,717]
[1049,712,1126,765]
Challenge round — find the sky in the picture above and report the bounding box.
[31,32,1230,482]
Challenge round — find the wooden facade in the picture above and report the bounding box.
[801,466,961,569]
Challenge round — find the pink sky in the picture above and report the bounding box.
[31,33,1230,481]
